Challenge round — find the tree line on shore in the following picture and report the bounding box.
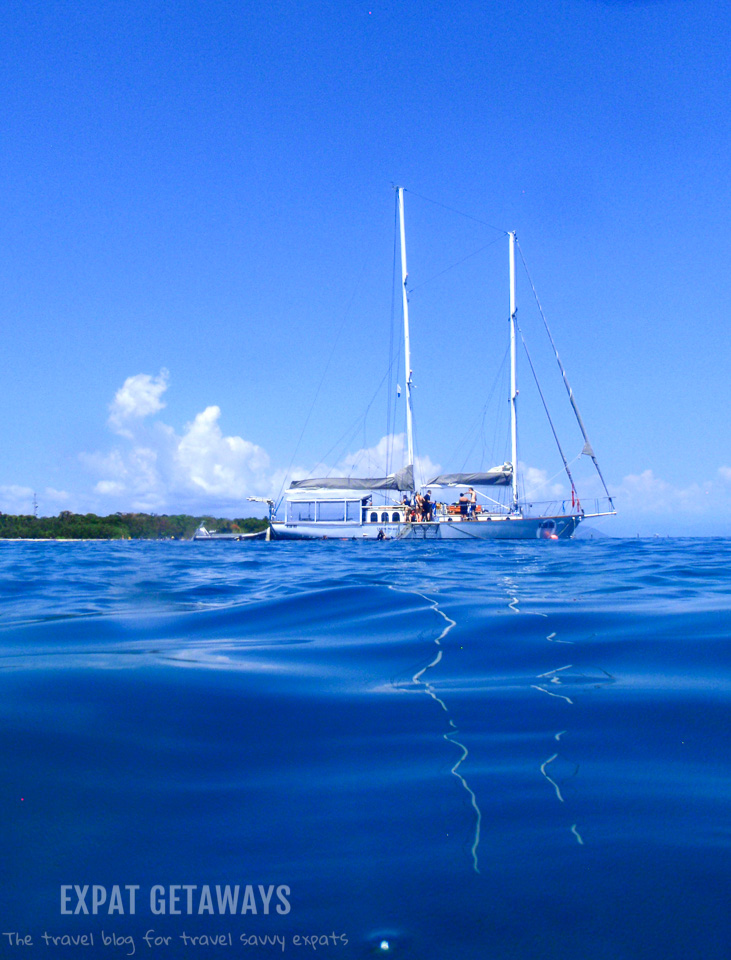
[0,511,268,540]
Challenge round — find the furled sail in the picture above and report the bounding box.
[289,464,415,492]
[427,463,513,486]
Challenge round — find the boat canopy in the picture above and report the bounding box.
[427,463,513,486]
[289,464,415,492]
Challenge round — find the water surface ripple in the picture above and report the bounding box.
[0,538,728,958]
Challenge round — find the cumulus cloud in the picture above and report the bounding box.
[175,406,270,497]
[603,466,731,535]
[615,468,710,514]
[85,373,273,513]
[108,369,169,436]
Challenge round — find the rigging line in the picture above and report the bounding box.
[334,415,379,478]
[404,187,508,235]
[393,316,404,445]
[458,345,510,472]
[483,364,505,470]
[518,325,578,496]
[516,241,615,507]
[443,345,509,469]
[458,402,491,474]
[317,361,399,480]
[285,314,408,491]
[312,416,365,479]
[408,235,505,295]
[297,397,383,487]
[411,394,423,488]
[386,193,400,477]
[457,419,483,474]
[275,265,369,508]
[489,358,511,470]
[385,317,404,478]
[526,453,582,500]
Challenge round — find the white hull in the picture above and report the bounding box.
[271,514,582,541]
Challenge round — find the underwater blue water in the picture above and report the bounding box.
[0,538,728,959]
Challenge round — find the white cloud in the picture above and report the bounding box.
[85,374,273,513]
[81,449,134,496]
[108,369,169,436]
[600,466,731,535]
[615,469,709,514]
[83,438,168,510]
[175,406,270,497]
[94,480,126,496]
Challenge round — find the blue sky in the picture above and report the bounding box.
[1,0,729,536]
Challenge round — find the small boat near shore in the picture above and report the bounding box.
[193,524,269,541]
[270,189,614,541]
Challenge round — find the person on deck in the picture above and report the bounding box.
[468,487,477,519]
[423,490,433,522]
[459,491,469,520]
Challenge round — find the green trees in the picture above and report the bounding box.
[0,512,269,540]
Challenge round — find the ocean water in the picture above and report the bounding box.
[0,538,728,959]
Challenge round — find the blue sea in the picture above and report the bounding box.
[1,539,728,959]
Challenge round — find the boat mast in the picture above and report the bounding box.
[397,187,415,470]
[509,230,519,512]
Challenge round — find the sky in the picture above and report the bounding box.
[1,0,729,536]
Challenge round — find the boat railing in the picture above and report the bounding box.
[432,501,511,518]
[359,496,615,520]
[521,497,615,518]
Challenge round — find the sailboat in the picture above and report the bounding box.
[269,189,615,540]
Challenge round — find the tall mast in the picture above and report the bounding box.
[509,231,519,512]
[397,187,415,470]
